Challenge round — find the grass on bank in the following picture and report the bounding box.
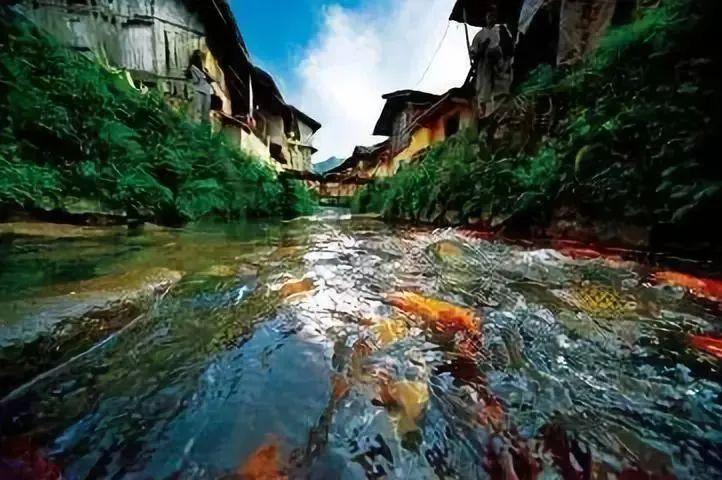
[352,0,721,238]
[0,10,315,225]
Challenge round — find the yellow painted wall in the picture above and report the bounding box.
[388,104,475,174]
[372,156,397,178]
[309,182,360,198]
[395,127,433,163]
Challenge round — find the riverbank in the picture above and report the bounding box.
[0,9,316,227]
[352,0,721,253]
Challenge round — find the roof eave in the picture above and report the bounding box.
[291,106,322,132]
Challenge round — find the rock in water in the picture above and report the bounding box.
[429,239,466,260]
[0,267,183,396]
[1,267,183,346]
[0,221,124,239]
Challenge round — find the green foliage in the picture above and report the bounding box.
[0,13,310,223]
[0,140,62,208]
[281,179,319,217]
[354,0,721,234]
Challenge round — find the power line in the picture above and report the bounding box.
[415,21,452,88]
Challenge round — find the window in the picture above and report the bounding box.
[445,113,460,137]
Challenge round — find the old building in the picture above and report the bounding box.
[14,0,320,172]
[371,88,475,175]
[373,90,438,158]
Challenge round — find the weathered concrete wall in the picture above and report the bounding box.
[240,129,277,170]
[287,144,312,172]
[213,117,278,171]
[372,155,397,179]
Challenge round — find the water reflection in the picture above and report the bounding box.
[1,210,721,479]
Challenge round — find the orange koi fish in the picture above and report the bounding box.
[652,271,722,302]
[278,278,314,300]
[237,443,286,480]
[377,380,430,434]
[689,335,722,359]
[386,292,481,338]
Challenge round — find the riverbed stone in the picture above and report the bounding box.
[0,222,126,239]
[0,267,183,347]
[444,210,462,226]
[0,267,184,399]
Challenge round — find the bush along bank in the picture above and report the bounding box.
[352,0,721,251]
[0,12,316,226]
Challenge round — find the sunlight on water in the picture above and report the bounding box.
[1,210,721,479]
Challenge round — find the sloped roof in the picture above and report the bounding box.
[252,65,286,114]
[186,0,253,115]
[188,0,249,59]
[410,86,472,128]
[325,156,359,175]
[326,140,390,175]
[187,2,320,132]
[252,68,320,132]
[290,106,321,132]
[353,140,390,159]
[373,90,439,136]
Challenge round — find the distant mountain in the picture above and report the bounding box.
[312,156,345,174]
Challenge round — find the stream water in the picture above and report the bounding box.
[1,209,721,479]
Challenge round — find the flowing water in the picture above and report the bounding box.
[1,209,721,479]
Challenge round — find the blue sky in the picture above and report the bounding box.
[230,0,363,84]
[228,0,475,161]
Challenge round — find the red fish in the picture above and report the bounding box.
[237,442,286,480]
[278,278,314,300]
[652,271,722,302]
[386,292,480,337]
[689,334,722,359]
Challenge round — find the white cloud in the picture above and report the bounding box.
[288,0,477,162]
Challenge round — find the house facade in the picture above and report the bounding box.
[370,88,475,176]
[15,0,319,172]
